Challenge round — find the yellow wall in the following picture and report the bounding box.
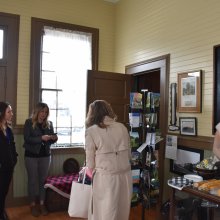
[1,0,217,135]
[114,0,220,137]
[113,0,220,202]
[1,0,220,204]
[0,0,116,124]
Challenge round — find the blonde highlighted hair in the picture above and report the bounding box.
[31,102,50,129]
[85,100,117,128]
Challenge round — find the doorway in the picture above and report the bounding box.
[125,54,170,208]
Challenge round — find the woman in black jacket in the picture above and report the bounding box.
[23,102,58,217]
[0,102,18,220]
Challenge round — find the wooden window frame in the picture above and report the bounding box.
[30,17,99,114]
[0,12,19,127]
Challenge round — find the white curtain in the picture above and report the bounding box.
[42,27,92,144]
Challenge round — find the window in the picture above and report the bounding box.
[30,18,99,147]
[41,27,92,146]
[0,29,3,59]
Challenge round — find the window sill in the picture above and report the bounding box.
[51,145,85,155]
[51,143,84,149]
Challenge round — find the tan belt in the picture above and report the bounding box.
[95,167,131,175]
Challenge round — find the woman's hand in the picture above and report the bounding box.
[86,167,93,179]
[42,135,51,142]
[41,134,58,142]
[50,134,58,141]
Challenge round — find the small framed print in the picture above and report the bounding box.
[179,117,197,136]
[177,70,202,113]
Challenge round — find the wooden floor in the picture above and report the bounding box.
[6,204,157,220]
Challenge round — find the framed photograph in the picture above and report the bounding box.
[170,145,204,175]
[177,70,202,113]
[179,117,197,136]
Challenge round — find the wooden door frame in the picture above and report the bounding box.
[125,54,170,208]
[0,12,19,127]
[0,12,20,207]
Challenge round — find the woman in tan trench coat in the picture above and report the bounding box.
[85,100,132,220]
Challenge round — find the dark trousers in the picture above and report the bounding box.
[25,156,51,203]
[0,170,13,218]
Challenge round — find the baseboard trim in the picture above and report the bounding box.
[6,196,29,208]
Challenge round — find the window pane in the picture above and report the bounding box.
[41,27,91,147]
[0,29,3,59]
[42,51,55,71]
[41,71,59,89]
[42,90,85,145]
[42,90,57,109]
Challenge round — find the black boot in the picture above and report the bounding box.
[3,210,9,220]
[0,214,5,220]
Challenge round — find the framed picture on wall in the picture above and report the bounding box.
[179,117,197,136]
[177,70,202,113]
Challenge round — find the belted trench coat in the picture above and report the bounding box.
[85,116,132,220]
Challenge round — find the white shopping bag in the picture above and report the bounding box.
[68,169,92,218]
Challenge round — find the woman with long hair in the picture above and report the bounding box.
[23,102,58,217]
[0,101,18,220]
[85,100,132,220]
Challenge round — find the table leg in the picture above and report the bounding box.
[141,203,145,220]
[169,188,176,220]
[207,208,214,220]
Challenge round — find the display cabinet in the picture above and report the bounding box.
[129,90,162,219]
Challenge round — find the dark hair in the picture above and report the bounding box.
[0,101,11,130]
[85,100,117,128]
[31,102,50,129]
[0,101,10,120]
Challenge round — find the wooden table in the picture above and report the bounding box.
[169,186,220,220]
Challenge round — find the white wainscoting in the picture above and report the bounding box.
[13,135,85,198]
